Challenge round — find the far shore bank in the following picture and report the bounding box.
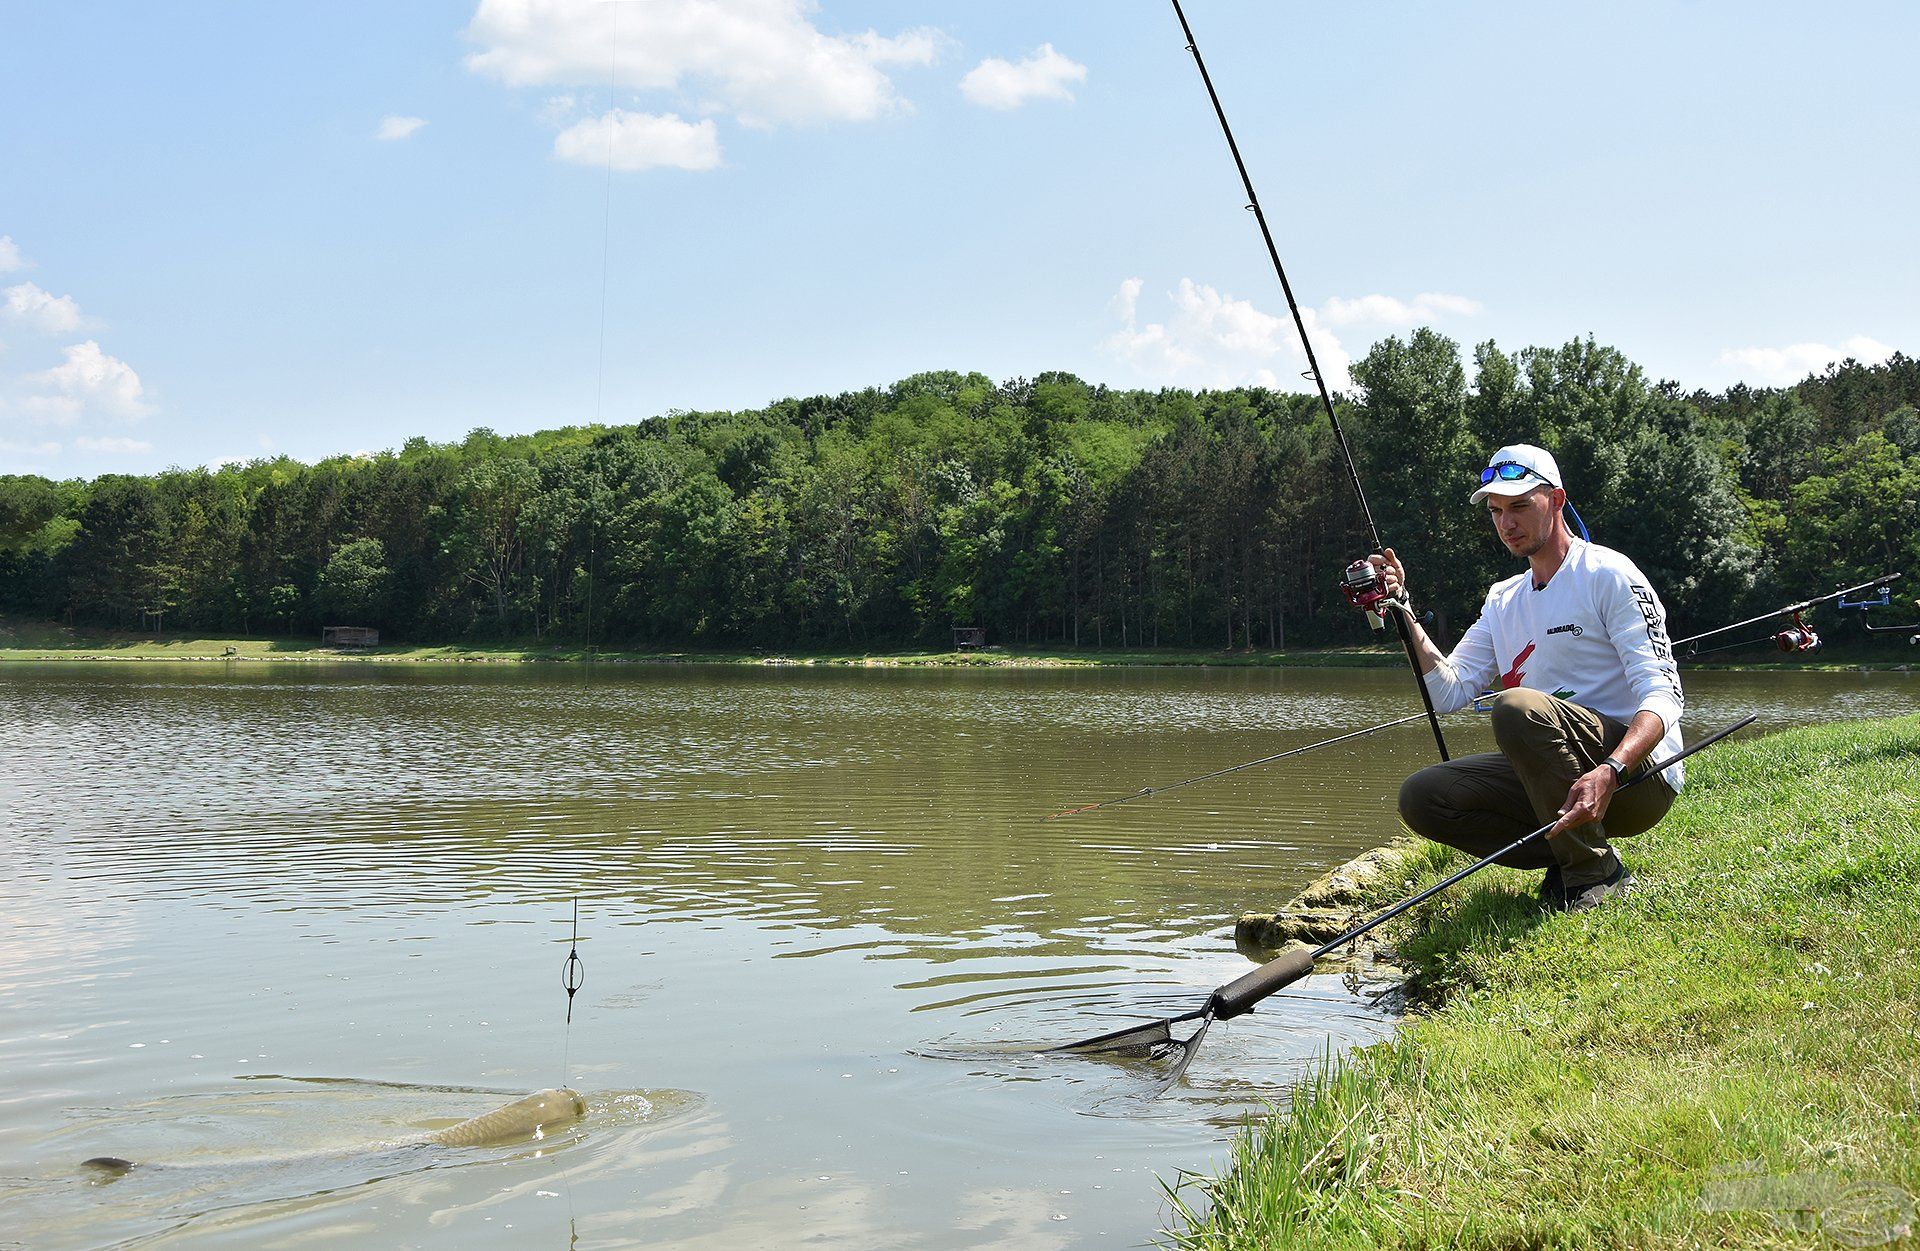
[0,621,1913,672]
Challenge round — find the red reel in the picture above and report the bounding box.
[1773,612,1821,653]
[1341,559,1388,613]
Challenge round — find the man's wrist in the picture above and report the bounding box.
[1601,755,1628,782]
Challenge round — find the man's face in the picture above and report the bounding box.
[1486,485,1566,558]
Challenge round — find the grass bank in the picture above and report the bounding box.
[1170,713,1920,1250]
[0,617,1404,668]
[1,617,1913,670]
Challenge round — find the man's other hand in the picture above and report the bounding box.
[1552,764,1619,836]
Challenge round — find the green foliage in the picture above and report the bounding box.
[0,475,69,552]
[1778,431,1920,595]
[314,537,391,625]
[1353,329,1479,635]
[0,349,1911,649]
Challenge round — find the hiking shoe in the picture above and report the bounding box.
[1536,864,1565,910]
[1564,862,1635,913]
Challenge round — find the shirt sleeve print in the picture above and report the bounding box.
[1599,565,1685,733]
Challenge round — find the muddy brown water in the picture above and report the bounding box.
[1,662,1912,1249]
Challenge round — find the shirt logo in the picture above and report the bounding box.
[1547,622,1583,637]
[1500,641,1535,689]
[1632,585,1672,661]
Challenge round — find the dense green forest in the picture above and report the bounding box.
[2,333,1916,651]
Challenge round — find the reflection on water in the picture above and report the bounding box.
[0,662,1912,1248]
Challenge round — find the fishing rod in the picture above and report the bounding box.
[1169,0,1450,764]
[1673,573,1901,658]
[1045,712,1430,820]
[1050,713,1759,1092]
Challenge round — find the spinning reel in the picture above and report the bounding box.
[1340,558,1435,633]
[1772,610,1821,654]
[1340,559,1390,629]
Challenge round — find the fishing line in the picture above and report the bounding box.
[556,893,587,1245]
[1168,0,1449,761]
[592,2,621,426]
[561,895,586,1081]
[548,18,615,1243]
[1045,712,1428,819]
[1679,635,1778,658]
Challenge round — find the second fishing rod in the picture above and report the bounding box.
[1169,0,1449,763]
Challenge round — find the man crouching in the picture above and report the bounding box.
[1375,443,1685,912]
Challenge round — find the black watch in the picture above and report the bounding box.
[1602,756,1628,781]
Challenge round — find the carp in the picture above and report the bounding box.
[83,1086,586,1177]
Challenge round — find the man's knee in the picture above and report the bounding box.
[1487,687,1558,752]
[1398,764,1449,836]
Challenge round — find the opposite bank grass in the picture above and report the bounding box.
[1168,713,1920,1250]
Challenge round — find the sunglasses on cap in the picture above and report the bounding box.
[1478,461,1554,486]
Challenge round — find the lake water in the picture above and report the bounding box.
[2,662,1914,1249]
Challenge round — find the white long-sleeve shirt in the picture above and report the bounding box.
[1423,538,1687,790]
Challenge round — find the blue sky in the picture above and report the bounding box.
[2,0,1915,479]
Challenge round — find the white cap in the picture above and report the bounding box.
[1470,443,1564,504]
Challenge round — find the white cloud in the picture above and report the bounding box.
[1103,280,1483,392]
[1716,336,1896,386]
[0,439,60,457]
[1104,277,1347,391]
[1319,291,1482,327]
[465,0,940,129]
[0,236,21,273]
[3,283,86,334]
[74,435,153,455]
[553,109,722,172]
[22,340,152,422]
[959,43,1087,110]
[376,115,429,141]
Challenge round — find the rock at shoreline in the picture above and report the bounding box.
[1235,842,1413,950]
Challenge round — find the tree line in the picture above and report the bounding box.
[2,336,1916,652]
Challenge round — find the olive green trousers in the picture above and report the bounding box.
[1397,688,1675,891]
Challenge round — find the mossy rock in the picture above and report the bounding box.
[1234,907,1356,949]
[1290,845,1406,910]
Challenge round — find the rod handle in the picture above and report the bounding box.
[1210,944,1316,1021]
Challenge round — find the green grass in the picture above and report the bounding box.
[0,616,1407,668]
[3,615,1911,669]
[1166,714,1920,1250]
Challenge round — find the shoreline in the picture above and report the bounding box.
[1166,713,1920,1249]
[0,631,1911,674]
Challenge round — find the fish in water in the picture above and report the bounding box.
[82,1086,586,1177]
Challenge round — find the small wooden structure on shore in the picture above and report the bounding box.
[952,627,985,652]
[321,626,380,648]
